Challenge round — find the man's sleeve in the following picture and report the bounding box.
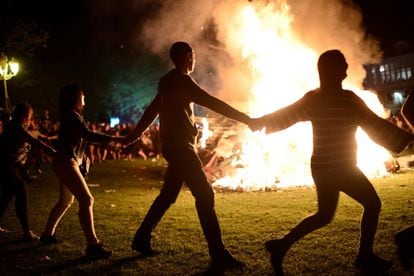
[79,116,114,144]
[127,93,161,143]
[261,96,309,133]
[358,97,413,153]
[189,79,250,124]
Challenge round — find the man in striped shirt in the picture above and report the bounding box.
[250,50,414,274]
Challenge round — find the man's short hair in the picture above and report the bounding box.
[170,41,192,67]
[317,49,346,76]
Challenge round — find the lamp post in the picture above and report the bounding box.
[0,52,19,111]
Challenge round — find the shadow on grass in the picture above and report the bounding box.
[88,255,146,273]
[0,238,22,248]
[0,238,48,254]
[32,254,148,274]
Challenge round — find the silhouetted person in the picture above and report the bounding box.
[395,92,414,270]
[0,102,58,241]
[40,84,125,259]
[126,41,251,272]
[250,50,414,274]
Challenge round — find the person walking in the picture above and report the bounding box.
[250,50,414,274]
[40,84,125,258]
[126,41,251,273]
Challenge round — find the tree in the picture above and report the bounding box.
[105,55,167,122]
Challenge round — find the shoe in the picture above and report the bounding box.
[354,252,392,272]
[395,229,414,270]
[40,233,58,244]
[22,230,40,242]
[265,239,289,275]
[86,243,112,259]
[131,237,154,256]
[0,226,9,233]
[208,249,245,273]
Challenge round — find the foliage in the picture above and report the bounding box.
[1,20,48,58]
[105,55,168,122]
[0,160,413,274]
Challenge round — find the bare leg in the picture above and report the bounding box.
[43,182,74,236]
[47,161,98,244]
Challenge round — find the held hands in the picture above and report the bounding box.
[248,117,266,132]
[112,134,141,148]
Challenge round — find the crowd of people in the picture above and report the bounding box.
[0,41,413,274]
[0,110,162,179]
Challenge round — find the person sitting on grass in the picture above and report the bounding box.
[249,49,414,275]
[125,41,251,273]
[0,102,59,241]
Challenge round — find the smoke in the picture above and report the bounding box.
[133,0,381,109]
[288,0,381,86]
[87,0,382,114]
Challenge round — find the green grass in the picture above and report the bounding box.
[1,159,414,275]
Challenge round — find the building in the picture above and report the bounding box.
[363,52,414,114]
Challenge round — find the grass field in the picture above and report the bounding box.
[0,159,413,275]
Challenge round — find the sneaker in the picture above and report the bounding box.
[22,230,40,242]
[131,237,154,256]
[208,249,245,273]
[395,228,414,270]
[265,239,289,275]
[86,243,112,259]
[40,233,58,244]
[354,252,392,272]
[0,226,9,233]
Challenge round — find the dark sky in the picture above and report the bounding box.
[24,0,413,57]
[1,0,413,119]
[353,0,414,56]
[3,0,413,62]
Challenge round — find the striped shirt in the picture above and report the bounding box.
[262,89,413,170]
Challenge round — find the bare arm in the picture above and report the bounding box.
[22,129,58,157]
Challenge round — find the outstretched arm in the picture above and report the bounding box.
[359,97,414,153]
[249,97,308,133]
[125,94,161,145]
[22,128,58,157]
[193,88,251,125]
[80,120,121,144]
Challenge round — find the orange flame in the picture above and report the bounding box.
[211,2,392,190]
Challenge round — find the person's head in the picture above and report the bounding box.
[317,49,348,87]
[59,83,85,117]
[11,102,33,128]
[170,41,195,74]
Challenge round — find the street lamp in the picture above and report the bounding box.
[0,52,19,111]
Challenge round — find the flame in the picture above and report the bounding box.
[211,2,392,191]
[200,117,213,149]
